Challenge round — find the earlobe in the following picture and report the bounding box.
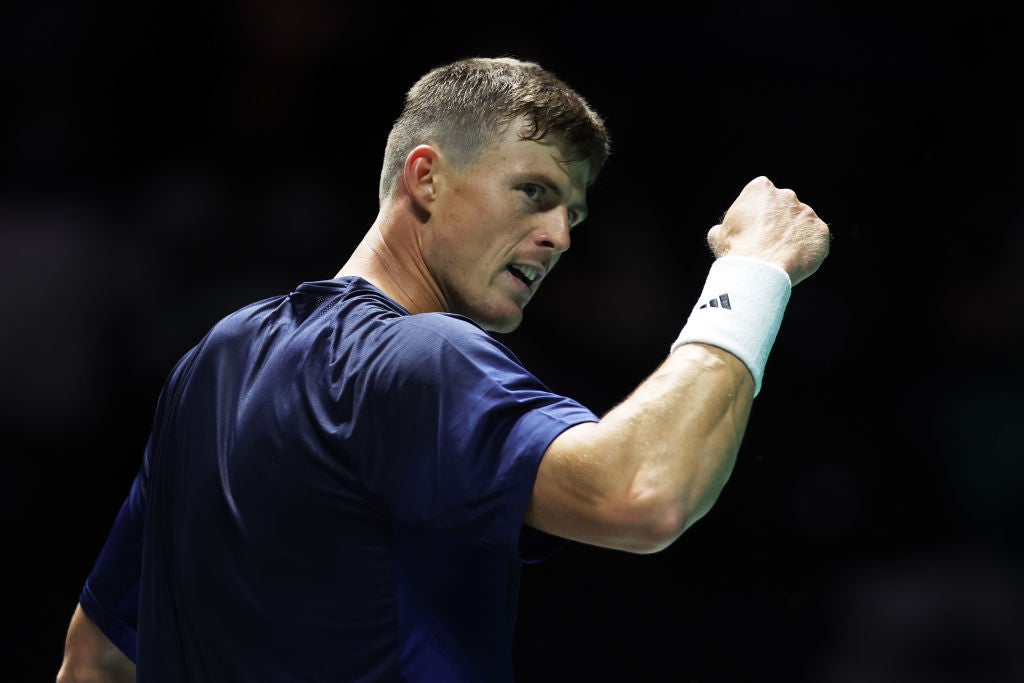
[403,145,439,214]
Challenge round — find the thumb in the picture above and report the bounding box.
[706,224,725,258]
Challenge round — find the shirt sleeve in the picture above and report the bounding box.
[77,347,199,661]
[78,472,143,663]
[336,312,599,559]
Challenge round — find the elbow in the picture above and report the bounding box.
[630,519,687,555]
[612,495,691,554]
[615,479,729,554]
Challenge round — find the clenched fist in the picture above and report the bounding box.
[707,176,831,287]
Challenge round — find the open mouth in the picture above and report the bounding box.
[507,264,539,289]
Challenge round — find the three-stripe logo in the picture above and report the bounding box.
[698,293,731,310]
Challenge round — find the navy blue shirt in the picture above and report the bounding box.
[79,277,599,682]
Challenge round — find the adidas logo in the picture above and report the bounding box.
[698,293,731,310]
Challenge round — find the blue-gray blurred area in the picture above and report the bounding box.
[6,1,1023,680]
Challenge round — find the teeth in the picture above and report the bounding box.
[514,265,538,282]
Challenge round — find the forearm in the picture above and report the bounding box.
[57,604,136,683]
[601,342,754,531]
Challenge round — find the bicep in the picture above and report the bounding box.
[525,421,661,553]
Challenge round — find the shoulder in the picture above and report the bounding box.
[390,311,487,341]
[383,312,521,365]
[351,312,536,397]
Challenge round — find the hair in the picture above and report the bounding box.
[378,56,611,204]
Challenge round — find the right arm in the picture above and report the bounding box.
[57,471,147,682]
[56,604,136,683]
[526,176,831,553]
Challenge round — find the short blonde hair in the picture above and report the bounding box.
[378,56,611,204]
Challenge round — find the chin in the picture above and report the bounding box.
[455,295,525,334]
[471,305,524,334]
[479,314,523,334]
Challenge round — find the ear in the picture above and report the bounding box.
[402,144,440,214]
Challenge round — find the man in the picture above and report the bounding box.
[58,56,830,681]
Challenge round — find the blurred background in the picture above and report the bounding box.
[6,1,1022,681]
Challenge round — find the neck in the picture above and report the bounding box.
[335,210,446,315]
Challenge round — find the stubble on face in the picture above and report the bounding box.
[423,124,593,333]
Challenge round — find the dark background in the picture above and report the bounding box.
[6,1,1023,681]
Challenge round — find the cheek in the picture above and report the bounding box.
[433,193,515,273]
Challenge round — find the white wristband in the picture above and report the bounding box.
[670,256,792,396]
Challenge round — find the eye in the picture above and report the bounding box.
[519,182,584,228]
[521,183,544,201]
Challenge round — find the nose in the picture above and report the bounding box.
[534,207,572,254]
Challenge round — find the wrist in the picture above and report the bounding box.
[670,256,791,396]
